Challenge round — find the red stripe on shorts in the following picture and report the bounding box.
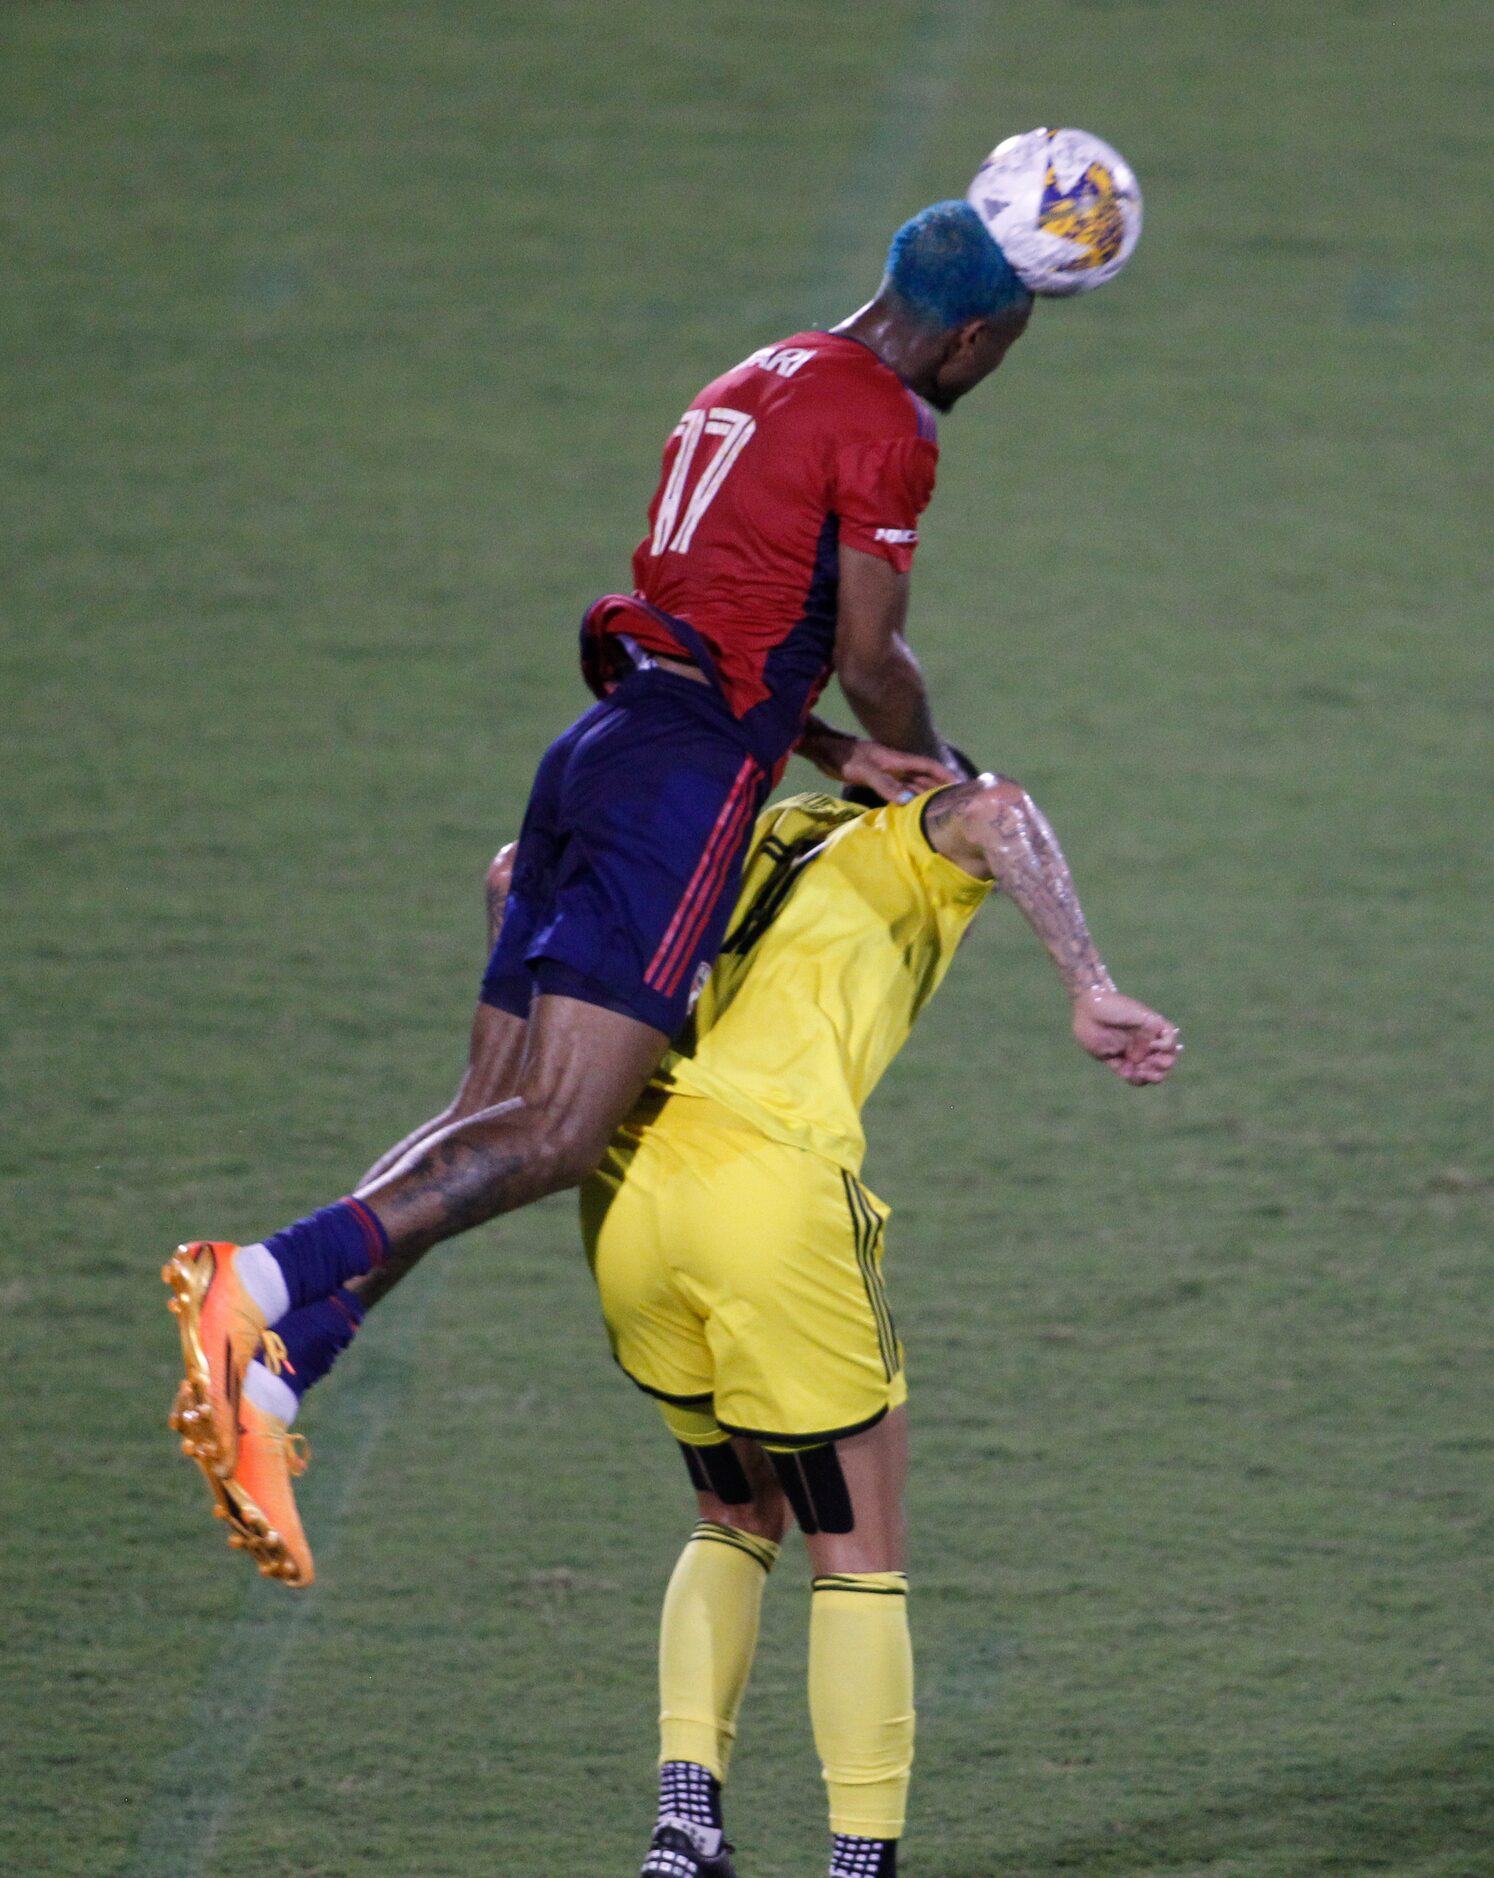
[645,755,760,996]
[654,783,758,998]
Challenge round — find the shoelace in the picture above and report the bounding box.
[246,1333,311,1475]
[260,1328,292,1376]
[257,1422,311,1477]
[275,1428,311,1477]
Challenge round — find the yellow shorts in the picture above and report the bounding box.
[579,1093,906,1447]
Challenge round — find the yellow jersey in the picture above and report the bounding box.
[651,791,991,1174]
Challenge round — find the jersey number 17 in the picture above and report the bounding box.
[651,407,756,556]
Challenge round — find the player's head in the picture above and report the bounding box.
[879,201,1033,410]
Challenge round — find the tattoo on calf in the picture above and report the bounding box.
[370,1133,528,1274]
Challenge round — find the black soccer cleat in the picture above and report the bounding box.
[639,1817,738,1877]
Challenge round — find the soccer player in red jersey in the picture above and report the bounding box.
[165,202,1038,1515]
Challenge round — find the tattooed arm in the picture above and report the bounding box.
[923,777,1181,1086]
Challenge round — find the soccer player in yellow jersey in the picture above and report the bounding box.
[183,765,1176,1878]
[576,772,1180,1878]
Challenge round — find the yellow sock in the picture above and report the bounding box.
[809,1573,915,1839]
[659,1520,780,1780]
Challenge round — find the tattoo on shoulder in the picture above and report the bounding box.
[924,774,1017,826]
[922,780,980,829]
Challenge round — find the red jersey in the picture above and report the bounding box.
[583,331,939,770]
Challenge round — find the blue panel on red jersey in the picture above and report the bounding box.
[482,670,767,1037]
[606,331,938,764]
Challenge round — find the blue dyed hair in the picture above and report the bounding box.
[883,200,1031,330]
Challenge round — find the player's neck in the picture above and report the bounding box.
[830,299,947,403]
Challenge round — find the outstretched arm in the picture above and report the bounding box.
[924,777,1181,1086]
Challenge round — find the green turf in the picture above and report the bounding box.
[2,1,1490,1873]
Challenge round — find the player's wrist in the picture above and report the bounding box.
[797,716,857,777]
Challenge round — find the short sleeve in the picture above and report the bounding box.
[833,435,939,572]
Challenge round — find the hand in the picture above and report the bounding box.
[838,740,960,804]
[1071,987,1182,1086]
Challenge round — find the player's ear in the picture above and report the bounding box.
[944,316,990,364]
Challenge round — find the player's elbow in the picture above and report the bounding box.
[975,774,1030,815]
[524,1105,613,1197]
[836,640,916,711]
[833,650,881,706]
[957,773,1040,859]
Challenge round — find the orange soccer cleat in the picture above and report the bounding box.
[163,1240,266,1481]
[217,1378,315,1588]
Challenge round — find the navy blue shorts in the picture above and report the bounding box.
[481,670,768,1037]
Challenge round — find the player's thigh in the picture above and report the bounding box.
[509,993,668,1181]
[480,704,601,1017]
[533,675,767,1039]
[656,1398,788,1545]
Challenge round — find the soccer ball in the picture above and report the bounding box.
[966,127,1142,296]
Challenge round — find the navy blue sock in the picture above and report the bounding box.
[263,1196,387,1312]
[269,1288,366,1401]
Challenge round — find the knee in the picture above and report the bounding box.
[524,1108,611,1195]
[485,844,517,949]
[739,1497,791,1546]
[698,1483,791,1547]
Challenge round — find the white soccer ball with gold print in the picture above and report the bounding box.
[966,127,1141,296]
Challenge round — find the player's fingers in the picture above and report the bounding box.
[879,757,953,794]
[855,762,909,804]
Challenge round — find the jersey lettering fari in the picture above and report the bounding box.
[653,792,990,1174]
[586,334,939,771]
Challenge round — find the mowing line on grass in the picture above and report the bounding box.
[125,9,982,1871]
[800,0,988,316]
[125,1268,445,1878]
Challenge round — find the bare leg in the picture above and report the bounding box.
[356,1001,532,1189]
[346,1001,532,1308]
[803,1408,908,1575]
[354,992,668,1297]
[692,1437,792,1543]
[686,1413,906,1562]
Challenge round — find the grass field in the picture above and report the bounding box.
[2,2,1490,1873]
